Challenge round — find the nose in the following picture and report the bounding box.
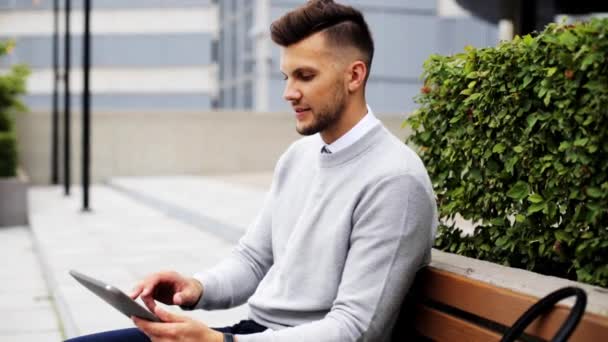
[283,82,302,102]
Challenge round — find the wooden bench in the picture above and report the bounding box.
[392,267,608,341]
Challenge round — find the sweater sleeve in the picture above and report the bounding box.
[190,159,285,310]
[237,173,437,342]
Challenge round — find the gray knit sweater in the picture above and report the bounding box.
[193,124,437,341]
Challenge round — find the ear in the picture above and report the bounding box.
[347,60,367,93]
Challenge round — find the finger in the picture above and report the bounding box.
[142,295,158,313]
[154,306,186,323]
[130,283,144,300]
[141,282,155,297]
[132,316,165,338]
[140,273,163,297]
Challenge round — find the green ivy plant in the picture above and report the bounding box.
[0,40,29,177]
[406,18,608,287]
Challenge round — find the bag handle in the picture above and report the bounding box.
[501,286,587,342]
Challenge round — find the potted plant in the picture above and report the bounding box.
[0,40,30,227]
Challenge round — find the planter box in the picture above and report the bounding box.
[0,173,28,227]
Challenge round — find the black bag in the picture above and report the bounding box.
[501,286,587,342]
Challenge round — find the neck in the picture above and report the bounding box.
[320,96,367,145]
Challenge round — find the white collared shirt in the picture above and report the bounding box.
[321,105,380,154]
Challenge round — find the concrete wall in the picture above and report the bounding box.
[16,110,412,185]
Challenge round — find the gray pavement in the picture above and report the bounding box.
[13,173,272,340]
[0,225,64,341]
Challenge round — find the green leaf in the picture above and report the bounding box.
[492,143,506,154]
[469,93,482,101]
[466,71,479,79]
[513,146,524,153]
[558,141,571,151]
[515,214,526,223]
[495,236,509,247]
[581,53,596,70]
[544,93,551,106]
[527,203,546,214]
[546,67,557,77]
[527,114,539,128]
[587,145,598,153]
[555,230,570,241]
[528,193,544,203]
[573,137,589,147]
[558,30,577,48]
[460,88,472,96]
[507,181,529,200]
[490,218,505,226]
[419,131,431,142]
[586,187,602,198]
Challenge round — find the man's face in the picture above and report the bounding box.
[280,32,347,136]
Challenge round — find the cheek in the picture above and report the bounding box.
[305,79,336,102]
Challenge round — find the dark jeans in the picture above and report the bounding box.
[64,319,267,341]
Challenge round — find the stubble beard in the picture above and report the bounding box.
[296,85,347,136]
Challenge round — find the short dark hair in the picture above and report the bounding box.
[270,0,374,82]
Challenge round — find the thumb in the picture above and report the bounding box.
[173,292,185,305]
[154,306,186,323]
[173,284,199,306]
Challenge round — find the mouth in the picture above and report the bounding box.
[294,107,311,119]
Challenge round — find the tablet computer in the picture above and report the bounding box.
[69,270,161,322]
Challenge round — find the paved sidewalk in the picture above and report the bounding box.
[108,174,270,242]
[27,173,272,340]
[0,226,63,341]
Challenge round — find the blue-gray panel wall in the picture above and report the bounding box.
[364,80,422,115]
[268,77,289,113]
[0,34,213,68]
[268,77,420,115]
[365,12,438,80]
[24,93,212,110]
[0,0,212,10]
[437,17,499,56]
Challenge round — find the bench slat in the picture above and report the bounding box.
[414,304,502,342]
[416,267,608,341]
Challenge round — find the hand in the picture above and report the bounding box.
[130,271,203,312]
[132,306,224,342]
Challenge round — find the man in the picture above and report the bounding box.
[67,1,437,341]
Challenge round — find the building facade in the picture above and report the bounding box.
[1,0,498,114]
[218,0,498,115]
[0,0,218,110]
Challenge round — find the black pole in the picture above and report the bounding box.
[82,0,91,211]
[51,0,59,185]
[64,0,71,196]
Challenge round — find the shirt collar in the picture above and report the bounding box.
[320,105,380,154]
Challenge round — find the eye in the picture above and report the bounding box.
[300,73,314,81]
